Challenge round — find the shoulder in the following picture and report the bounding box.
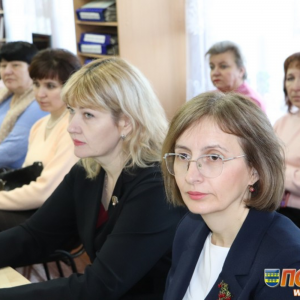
[254,211,300,267]
[236,82,265,109]
[28,116,48,140]
[122,163,163,186]
[67,162,87,181]
[19,101,48,122]
[172,212,207,252]
[265,212,300,250]
[273,113,293,129]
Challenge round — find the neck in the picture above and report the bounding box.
[102,156,127,184]
[12,82,33,97]
[46,109,67,130]
[10,87,32,107]
[203,204,249,248]
[50,107,67,121]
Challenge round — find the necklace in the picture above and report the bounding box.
[46,110,68,130]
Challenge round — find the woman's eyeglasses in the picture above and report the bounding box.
[163,153,246,178]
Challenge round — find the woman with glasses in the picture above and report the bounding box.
[0,58,184,299]
[162,92,300,300]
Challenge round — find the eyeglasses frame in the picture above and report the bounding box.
[163,153,246,178]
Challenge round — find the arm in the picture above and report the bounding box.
[0,123,78,210]
[0,167,184,299]
[0,101,47,169]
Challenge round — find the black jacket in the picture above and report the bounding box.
[164,209,300,300]
[0,163,185,299]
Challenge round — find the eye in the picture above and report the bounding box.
[32,81,39,88]
[66,105,75,115]
[0,64,6,68]
[12,63,20,68]
[84,112,94,119]
[47,83,56,89]
[207,154,223,162]
[220,64,228,69]
[176,153,190,161]
[209,65,215,70]
[286,76,294,82]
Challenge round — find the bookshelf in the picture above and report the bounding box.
[73,0,186,120]
[0,0,5,47]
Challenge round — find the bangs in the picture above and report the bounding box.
[30,67,58,81]
[62,70,109,111]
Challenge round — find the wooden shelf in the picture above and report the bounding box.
[73,0,186,120]
[78,53,117,59]
[76,20,117,27]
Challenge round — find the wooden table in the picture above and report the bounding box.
[0,267,30,288]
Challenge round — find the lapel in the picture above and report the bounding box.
[77,168,105,260]
[205,209,275,299]
[79,166,138,260]
[166,215,210,300]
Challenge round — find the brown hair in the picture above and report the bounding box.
[29,48,81,84]
[162,92,285,211]
[283,52,300,113]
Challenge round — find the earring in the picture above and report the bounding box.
[121,134,126,140]
[249,185,255,193]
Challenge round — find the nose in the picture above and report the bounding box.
[211,67,220,76]
[3,64,13,74]
[185,160,205,184]
[35,86,46,99]
[67,112,81,134]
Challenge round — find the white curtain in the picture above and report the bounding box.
[186,0,300,124]
[3,0,76,54]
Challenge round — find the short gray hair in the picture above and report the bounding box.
[206,41,247,80]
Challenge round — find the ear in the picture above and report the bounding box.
[239,67,245,79]
[249,168,259,185]
[118,114,132,136]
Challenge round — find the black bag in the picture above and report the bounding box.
[0,161,43,191]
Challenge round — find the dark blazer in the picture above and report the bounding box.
[0,163,185,300]
[164,209,300,300]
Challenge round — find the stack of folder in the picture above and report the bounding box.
[78,33,119,55]
[76,0,117,22]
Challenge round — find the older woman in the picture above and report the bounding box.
[0,49,81,231]
[162,92,300,299]
[274,52,300,228]
[206,41,266,111]
[0,41,48,169]
[0,58,184,299]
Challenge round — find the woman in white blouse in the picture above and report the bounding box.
[162,92,300,300]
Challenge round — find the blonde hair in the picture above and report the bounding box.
[162,92,285,211]
[62,57,168,178]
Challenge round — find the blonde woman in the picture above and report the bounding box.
[0,58,184,299]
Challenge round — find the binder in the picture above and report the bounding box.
[80,33,117,45]
[76,0,115,22]
[78,43,119,55]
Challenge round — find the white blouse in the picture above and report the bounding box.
[183,233,230,300]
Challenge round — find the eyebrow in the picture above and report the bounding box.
[175,144,229,153]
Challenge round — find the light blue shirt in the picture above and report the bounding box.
[0,95,48,169]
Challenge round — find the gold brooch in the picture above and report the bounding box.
[112,196,119,206]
